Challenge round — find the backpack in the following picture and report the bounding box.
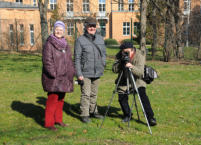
[143,65,158,84]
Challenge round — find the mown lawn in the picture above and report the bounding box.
[0,50,200,145]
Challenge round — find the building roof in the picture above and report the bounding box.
[0,1,38,9]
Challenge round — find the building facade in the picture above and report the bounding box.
[0,0,200,51]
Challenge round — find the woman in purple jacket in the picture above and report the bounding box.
[42,21,75,131]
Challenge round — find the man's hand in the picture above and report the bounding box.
[78,76,84,80]
[125,63,133,68]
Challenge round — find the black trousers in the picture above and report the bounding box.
[118,87,154,119]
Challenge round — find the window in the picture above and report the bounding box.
[67,23,74,36]
[83,0,89,12]
[128,0,134,11]
[16,0,23,4]
[118,0,124,11]
[99,0,105,12]
[67,0,73,12]
[30,24,34,45]
[133,22,140,36]
[123,22,130,35]
[33,0,37,6]
[183,0,191,13]
[50,0,57,10]
[20,24,24,45]
[99,21,106,37]
[9,24,14,44]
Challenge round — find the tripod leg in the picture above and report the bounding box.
[128,68,152,135]
[99,71,123,129]
[133,94,140,121]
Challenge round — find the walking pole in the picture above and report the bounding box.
[128,68,152,135]
[100,71,123,128]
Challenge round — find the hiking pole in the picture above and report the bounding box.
[100,71,124,128]
[128,68,152,135]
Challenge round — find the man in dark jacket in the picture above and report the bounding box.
[74,17,106,123]
[112,42,156,126]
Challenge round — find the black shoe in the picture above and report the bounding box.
[90,113,104,119]
[122,116,132,122]
[148,118,157,126]
[81,116,91,123]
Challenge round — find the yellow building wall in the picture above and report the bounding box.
[0,8,42,51]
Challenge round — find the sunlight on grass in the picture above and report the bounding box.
[0,51,200,145]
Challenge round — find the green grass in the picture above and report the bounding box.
[0,50,201,145]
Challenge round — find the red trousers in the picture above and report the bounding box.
[45,92,65,127]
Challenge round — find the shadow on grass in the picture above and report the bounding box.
[36,96,122,122]
[36,96,81,121]
[11,101,44,127]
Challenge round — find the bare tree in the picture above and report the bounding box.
[38,0,49,47]
[140,0,149,56]
[198,36,201,60]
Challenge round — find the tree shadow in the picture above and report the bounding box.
[11,101,44,127]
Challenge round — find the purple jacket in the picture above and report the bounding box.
[42,36,75,93]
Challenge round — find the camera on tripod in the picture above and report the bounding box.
[121,51,130,65]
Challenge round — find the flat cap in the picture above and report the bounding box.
[120,42,134,50]
[85,17,97,25]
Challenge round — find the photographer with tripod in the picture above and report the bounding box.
[112,42,157,126]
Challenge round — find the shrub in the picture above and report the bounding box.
[104,38,119,46]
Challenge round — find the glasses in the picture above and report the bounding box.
[88,24,96,28]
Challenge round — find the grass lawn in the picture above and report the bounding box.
[0,49,200,145]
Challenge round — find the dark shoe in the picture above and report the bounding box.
[46,126,57,131]
[91,113,103,119]
[82,116,91,123]
[55,122,68,127]
[122,116,132,122]
[148,118,157,126]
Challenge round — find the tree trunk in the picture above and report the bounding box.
[163,1,175,62]
[140,0,149,56]
[151,6,157,59]
[38,0,49,47]
[198,36,201,60]
[174,0,184,59]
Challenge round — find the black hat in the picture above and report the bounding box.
[85,17,97,25]
[120,42,134,50]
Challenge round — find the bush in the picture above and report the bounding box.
[104,38,119,46]
[121,39,139,45]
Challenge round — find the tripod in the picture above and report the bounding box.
[100,67,152,135]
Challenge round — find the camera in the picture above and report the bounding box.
[75,79,84,85]
[121,51,130,64]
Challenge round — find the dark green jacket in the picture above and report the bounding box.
[112,49,146,92]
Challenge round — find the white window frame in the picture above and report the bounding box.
[30,24,35,46]
[16,0,23,4]
[33,0,37,6]
[123,22,130,36]
[99,20,106,37]
[83,0,90,13]
[67,0,73,12]
[20,24,24,46]
[99,0,106,12]
[183,0,191,12]
[118,0,124,11]
[50,0,57,10]
[9,24,14,44]
[128,0,134,11]
[67,23,74,36]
